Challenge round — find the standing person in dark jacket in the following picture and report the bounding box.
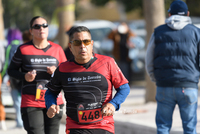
[107,22,135,81]
[146,1,200,134]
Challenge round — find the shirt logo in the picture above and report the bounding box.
[30,58,56,64]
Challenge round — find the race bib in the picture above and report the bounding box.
[77,102,103,124]
[35,81,48,101]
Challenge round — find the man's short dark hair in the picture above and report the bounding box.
[69,26,91,41]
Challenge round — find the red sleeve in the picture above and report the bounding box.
[58,46,67,65]
[48,41,67,64]
[109,58,129,89]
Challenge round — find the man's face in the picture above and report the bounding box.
[69,31,94,64]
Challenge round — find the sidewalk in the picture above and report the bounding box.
[1,84,200,134]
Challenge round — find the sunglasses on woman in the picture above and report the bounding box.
[70,39,92,46]
[32,24,48,29]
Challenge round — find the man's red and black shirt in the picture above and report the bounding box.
[46,53,128,133]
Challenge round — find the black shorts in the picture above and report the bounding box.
[67,129,114,134]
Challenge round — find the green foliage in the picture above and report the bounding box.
[118,0,142,12]
[90,0,109,6]
[90,0,199,17]
[3,0,200,31]
[164,0,174,16]
[2,0,56,31]
[186,0,200,16]
[91,0,142,12]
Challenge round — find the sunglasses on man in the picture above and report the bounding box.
[70,39,92,46]
[32,24,48,29]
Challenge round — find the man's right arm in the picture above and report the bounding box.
[45,89,57,110]
[45,89,60,118]
[45,67,62,118]
[145,33,156,82]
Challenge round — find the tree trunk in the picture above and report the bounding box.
[143,0,165,102]
[56,0,75,50]
[116,2,127,21]
[0,0,4,40]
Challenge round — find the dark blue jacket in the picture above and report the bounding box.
[154,24,200,88]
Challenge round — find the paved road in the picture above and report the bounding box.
[1,85,200,134]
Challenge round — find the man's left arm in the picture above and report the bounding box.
[109,83,130,110]
[198,40,200,68]
[102,83,130,116]
[145,33,156,82]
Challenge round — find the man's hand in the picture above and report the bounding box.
[47,104,60,118]
[101,103,115,116]
[47,66,56,75]
[25,70,36,82]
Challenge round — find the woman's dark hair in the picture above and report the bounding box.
[29,16,46,29]
[22,30,32,43]
[69,26,91,41]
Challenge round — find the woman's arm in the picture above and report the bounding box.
[7,61,25,80]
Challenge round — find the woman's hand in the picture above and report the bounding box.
[25,70,37,82]
[47,66,56,75]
